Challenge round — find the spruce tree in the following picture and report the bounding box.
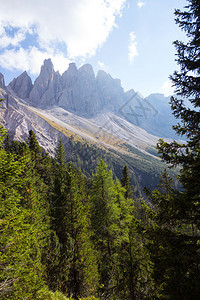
[0,126,48,299]
[121,165,132,199]
[147,1,200,298]
[91,159,120,298]
[50,138,99,298]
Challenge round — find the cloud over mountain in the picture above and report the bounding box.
[0,0,125,74]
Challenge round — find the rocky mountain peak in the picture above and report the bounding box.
[62,62,78,87]
[0,72,5,87]
[28,59,62,107]
[8,71,33,99]
[59,63,99,115]
[41,58,54,75]
[68,62,77,72]
[78,64,95,82]
[6,59,126,116]
[96,69,125,112]
[79,63,94,74]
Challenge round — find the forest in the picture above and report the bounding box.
[0,0,200,299]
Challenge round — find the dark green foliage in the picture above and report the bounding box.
[121,165,133,199]
[90,160,155,299]
[66,137,175,197]
[113,218,155,300]
[90,159,120,297]
[0,127,49,299]
[50,138,99,298]
[145,1,200,298]
[1,126,169,299]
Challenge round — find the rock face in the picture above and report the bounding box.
[0,73,5,87]
[8,59,125,116]
[28,59,62,108]
[0,88,63,154]
[59,63,100,115]
[6,58,177,139]
[8,71,33,99]
[96,70,126,112]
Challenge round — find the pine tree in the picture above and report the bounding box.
[114,178,155,299]
[146,1,200,297]
[50,138,99,298]
[91,159,120,298]
[121,165,132,199]
[28,129,42,159]
[0,126,48,299]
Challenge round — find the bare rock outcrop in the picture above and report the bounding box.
[96,70,126,112]
[28,59,62,108]
[59,63,100,115]
[0,73,5,88]
[6,59,128,117]
[8,71,33,99]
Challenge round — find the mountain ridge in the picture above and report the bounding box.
[0,61,180,191]
[4,58,177,139]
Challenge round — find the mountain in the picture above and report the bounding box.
[6,59,177,138]
[124,90,177,139]
[0,59,179,191]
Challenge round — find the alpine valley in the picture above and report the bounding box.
[0,59,178,192]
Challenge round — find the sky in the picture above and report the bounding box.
[0,0,188,97]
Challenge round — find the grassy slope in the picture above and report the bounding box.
[29,108,178,194]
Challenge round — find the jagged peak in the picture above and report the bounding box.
[68,62,77,71]
[0,72,5,87]
[40,58,55,76]
[43,58,53,67]
[78,63,94,75]
[96,69,113,80]
[8,70,32,86]
[96,70,121,86]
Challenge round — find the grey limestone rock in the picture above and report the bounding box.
[96,70,126,112]
[0,72,5,87]
[28,59,62,108]
[6,59,127,117]
[59,63,100,115]
[8,71,33,99]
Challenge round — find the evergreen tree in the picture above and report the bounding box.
[121,165,132,199]
[50,138,99,298]
[146,1,200,297]
[114,178,155,299]
[0,126,48,299]
[28,129,42,158]
[114,217,155,300]
[91,159,120,298]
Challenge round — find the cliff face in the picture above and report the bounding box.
[5,59,177,139]
[8,59,125,116]
[28,59,63,108]
[0,72,5,88]
[8,71,33,99]
[0,87,63,154]
[96,70,126,112]
[58,63,100,116]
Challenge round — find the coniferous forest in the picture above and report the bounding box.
[0,0,200,299]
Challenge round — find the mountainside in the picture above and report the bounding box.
[6,59,177,138]
[0,60,179,191]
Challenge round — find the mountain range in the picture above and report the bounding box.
[0,59,179,190]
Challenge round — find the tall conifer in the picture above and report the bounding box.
[147,1,200,297]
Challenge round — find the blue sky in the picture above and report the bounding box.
[0,0,187,97]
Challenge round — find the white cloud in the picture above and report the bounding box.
[161,79,174,96]
[0,0,126,74]
[98,61,105,68]
[128,32,138,63]
[137,1,145,8]
[0,27,28,49]
[0,47,71,75]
